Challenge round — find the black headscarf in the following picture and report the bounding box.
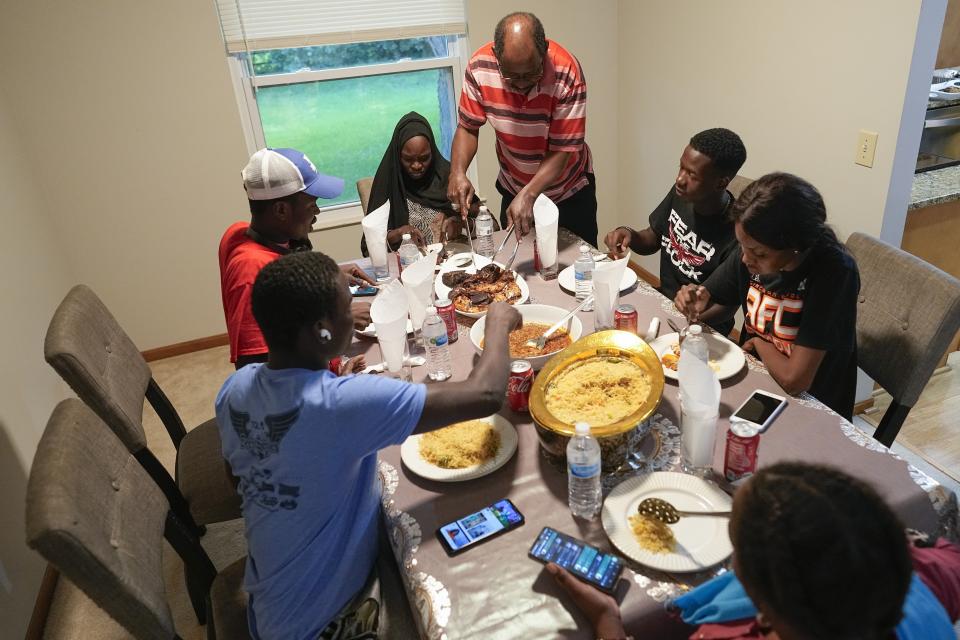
[362,112,475,255]
[370,111,456,217]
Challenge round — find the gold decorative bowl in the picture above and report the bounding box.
[529,330,665,471]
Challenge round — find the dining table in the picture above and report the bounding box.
[345,228,960,639]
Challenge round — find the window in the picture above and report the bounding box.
[216,1,468,225]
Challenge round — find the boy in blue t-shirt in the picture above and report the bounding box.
[214,250,520,640]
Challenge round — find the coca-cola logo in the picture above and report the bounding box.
[508,375,532,393]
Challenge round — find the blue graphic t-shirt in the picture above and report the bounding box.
[214,364,426,640]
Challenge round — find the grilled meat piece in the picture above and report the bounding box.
[441,270,471,288]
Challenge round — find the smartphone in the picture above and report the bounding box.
[350,285,378,297]
[731,389,788,433]
[528,527,624,594]
[436,499,525,556]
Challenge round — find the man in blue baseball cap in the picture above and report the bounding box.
[219,148,375,369]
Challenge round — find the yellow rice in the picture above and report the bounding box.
[544,357,650,426]
[419,420,500,469]
[628,513,676,554]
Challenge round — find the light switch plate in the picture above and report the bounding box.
[855,130,878,168]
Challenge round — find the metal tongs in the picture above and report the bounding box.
[493,223,522,271]
[452,203,479,271]
[524,294,594,351]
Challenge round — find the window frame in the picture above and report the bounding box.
[227,36,476,231]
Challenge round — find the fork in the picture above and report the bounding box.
[524,295,594,351]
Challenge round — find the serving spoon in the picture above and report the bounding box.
[524,294,594,351]
[637,497,730,525]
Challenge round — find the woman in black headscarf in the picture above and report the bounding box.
[362,112,479,255]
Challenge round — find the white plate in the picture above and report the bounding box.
[355,319,414,339]
[400,414,518,482]
[434,260,530,318]
[602,472,733,572]
[557,264,638,293]
[649,331,745,381]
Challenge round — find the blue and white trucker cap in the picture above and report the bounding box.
[241,148,344,200]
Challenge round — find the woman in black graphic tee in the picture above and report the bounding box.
[675,173,860,419]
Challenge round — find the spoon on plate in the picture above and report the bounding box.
[637,497,730,525]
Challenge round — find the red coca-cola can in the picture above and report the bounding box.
[723,421,761,481]
[327,356,343,374]
[507,360,534,412]
[533,238,542,272]
[614,304,639,334]
[434,298,458,343]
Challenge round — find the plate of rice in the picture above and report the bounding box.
[400,414,518,482]
[601,472,733,572]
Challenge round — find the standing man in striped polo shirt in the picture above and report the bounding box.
[447,12,597,246]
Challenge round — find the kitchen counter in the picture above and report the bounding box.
[910,165,960,210]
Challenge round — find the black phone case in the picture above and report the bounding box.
[527,527,624,594]
[436,499,525,556]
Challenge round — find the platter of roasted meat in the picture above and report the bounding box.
[434,262,529,317]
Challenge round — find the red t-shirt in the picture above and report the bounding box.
[218,221,281,362]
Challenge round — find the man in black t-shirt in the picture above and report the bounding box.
[604,128,746,335]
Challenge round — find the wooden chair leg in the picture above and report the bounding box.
[165,512,216,625]
[872,400,912,447]
[136,448,206,538]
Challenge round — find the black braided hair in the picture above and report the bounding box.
[730,172,843,252]
[732,462,911,640]
[689,128,747,178]
[493,12,548,60]
[251,251,341,352]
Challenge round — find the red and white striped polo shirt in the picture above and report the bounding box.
[458,40,593,203]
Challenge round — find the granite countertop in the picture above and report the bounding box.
[910,165,960,210]
[929,97,960,109]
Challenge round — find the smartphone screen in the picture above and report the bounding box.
[733,391,786,431]
[437,499,524,555]
[529,527,624,593]
[350,285,378,297]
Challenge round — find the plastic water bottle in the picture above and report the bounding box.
[475,206,495,258]
[397,233,420,273]
[422,306,452,381]
[574,244,595,311]
[567,422,602,518]
[679,324,709,368]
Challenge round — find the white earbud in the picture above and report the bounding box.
[319,328,332,342]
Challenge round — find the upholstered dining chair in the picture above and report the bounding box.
[357,177,374,215]
[44,285,241,538]
[26,399,249,637]
[727,174,753,200]
[846,232,960,446]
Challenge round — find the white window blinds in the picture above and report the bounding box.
[215,0,467,53]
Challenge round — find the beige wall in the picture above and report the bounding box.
[463,0,621,242]
[0,0,251,351]
[0,95,72,638]
[618,0,928,275]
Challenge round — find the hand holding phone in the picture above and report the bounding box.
[731,389,787,433]
[529,527,624,593]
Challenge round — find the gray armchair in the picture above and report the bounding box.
[43,285,241,538]
[26,399,248,637]
[846,232,960,446]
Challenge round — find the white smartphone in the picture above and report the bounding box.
[730,389,788,433]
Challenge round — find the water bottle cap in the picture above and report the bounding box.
[401,233,411,241]
[579,244,590,254]
[425,305,438,315]
[574,422,590,436]
[480,205,489,214]
[687,324,702,336]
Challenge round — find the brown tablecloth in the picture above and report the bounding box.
[346,229,958,639]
